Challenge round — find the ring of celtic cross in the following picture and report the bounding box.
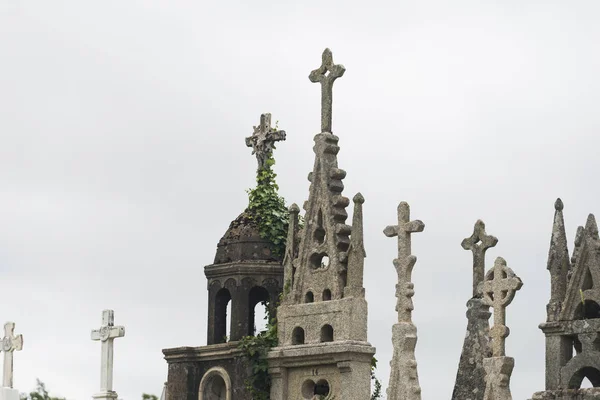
[100,326,110,341]
[2,337,11,351]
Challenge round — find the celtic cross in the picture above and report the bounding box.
[479,257,523,357]
[384,201,425,322]
[309,48,346,133]
[1,322,23,388]
[91,310,125,395]
[462,220,498,298]
[245,113,286,169]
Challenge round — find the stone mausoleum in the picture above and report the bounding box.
[161,48,600,400]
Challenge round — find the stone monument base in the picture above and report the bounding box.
[0,388,21,400]
[92,391,119,400]
[530,388,600,400]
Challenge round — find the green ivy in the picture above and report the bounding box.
[246,155,289,258]
[371,357,383,399]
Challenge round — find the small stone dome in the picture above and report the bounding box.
[213,210,282,264]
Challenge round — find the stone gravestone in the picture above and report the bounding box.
[91,310,125,400]
[0,322,23,400]
[384,201,425,400]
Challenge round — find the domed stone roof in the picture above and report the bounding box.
[213,209,282,265]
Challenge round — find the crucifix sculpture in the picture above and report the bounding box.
[462,220,498,298]
[384,201,425,322]
[245,113,286,170]
[480,257,523,357]
[309,48,346,133]
[91,310,125,398]
[1,322,23,389]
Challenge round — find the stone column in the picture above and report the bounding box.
[483,357,515,400]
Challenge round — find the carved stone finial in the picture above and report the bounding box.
[384,201,425,322]
[345,193,366,298]
[479,257,523,357]
[1,322,23,389]
[309,48,346,133]
[554,198,564,211]
[462,220,498,298]
[546,198,570,322]
[245,113,286,169]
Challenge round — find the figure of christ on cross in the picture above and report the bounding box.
[245,113,286,170]
[309,48,346,134]
[1,322,23,389]
[91,310,125,398]
[384,201,425,323]
[479,257,523,357]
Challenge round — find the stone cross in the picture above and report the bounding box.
[245,113,286,170]
[91,310,125,397]
[384,202,425,322]
[309,48,346,133]
[1,322,23,388]
[479,257,523,357]
[462,220,498,298]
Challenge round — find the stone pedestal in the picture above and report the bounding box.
[0,388,20,400]
[92,391,119,400]
[483,356,514,400]
[452,297,492,400]
[387,322,421,400]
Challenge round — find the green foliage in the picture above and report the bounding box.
[246,155,289,258]
[238,301,278,399]
[142,394,158,400]
[370,357,383,400]
[20,379,65,400]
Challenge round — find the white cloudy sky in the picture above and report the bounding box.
[1,1,600,399]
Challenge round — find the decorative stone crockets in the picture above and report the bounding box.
[532,200,600,399]
[268,48,375,400]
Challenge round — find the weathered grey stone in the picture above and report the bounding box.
[452,220,495,400]
[547,199,571,322]
[1,322,23,389]
[245,113,286,169]
[483,357,515,400]
[267,48,375,400]
[309,48,345,134]
[531,388,600,399]
[384,201,424,400]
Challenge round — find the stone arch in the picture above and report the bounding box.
[320,324,334,342]
[561,352,600,388]
[214,288,231,344]
[224,278,237,290]
[322,289,332,301]
[248,286,271,336]
[292,326,305,345]
[575,300,600,320]
[198,367,231,400]
[305,291,314,303]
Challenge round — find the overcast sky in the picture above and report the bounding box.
[1,1,600,399]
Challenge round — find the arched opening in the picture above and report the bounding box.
[568,367,600,388]
[301,379,315,399]
[575,300,600,320]
[214,288,231,344]
[305,291,314,303]
[323,289,332,301]
[292,327,305,345]
[310,252,330,269]
[314,379,330,396]
[248,286,270,336]
[320,324,334,342]
[313,210,326,244]
[199,367,231,400]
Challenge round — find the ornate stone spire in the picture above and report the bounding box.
[546,198,571,322]
[344,193,367,298]
[309,48,346,133]
[245,113,286,169]
[282,203,300,302]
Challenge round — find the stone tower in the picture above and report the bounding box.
[267,48,376,400]
[163,113,286,400]
[531,199,600,399]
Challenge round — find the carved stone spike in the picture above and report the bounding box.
[245,113,286,169]
[462,220,498,298]
[309,48,346,133]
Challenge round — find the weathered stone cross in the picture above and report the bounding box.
[309,48,346,134]
[462,220,498,298]
[479,257,523,357]
[245,113,286,170]
[384,202,425,322]
[1,322,23,388]
[91,310,125,397]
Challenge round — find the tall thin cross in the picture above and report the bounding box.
[384,201,425,322]
[309,48,346,133]
[91,310,125,395]
[245,113,286,169]
[1,322,23,388]
[462,220,498,298]
[480,257,523,357]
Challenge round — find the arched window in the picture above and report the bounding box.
[248,286,270,336]
[575,300,600,320]
[568,367,600,388]
[292,327,305,345]
[320,324,334,342]
[305,291,314,303]
[322,289,332,301]
[199,367,232,400]
[214,288,231,344]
